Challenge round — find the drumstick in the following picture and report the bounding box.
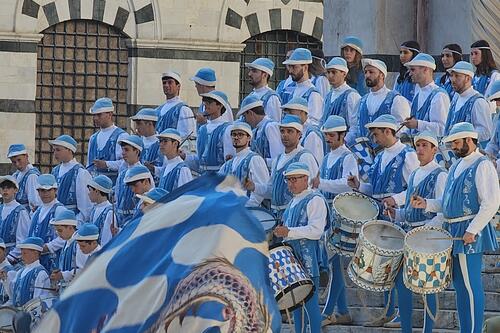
[179,130,194,147]
[352,189,382,203]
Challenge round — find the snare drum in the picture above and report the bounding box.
[0,306,17,332]
[403,226,452,294]
[348,220,406,292]
[23,296,57,327]
[268,244,313,311]
[247,207,276,243]
[350,137,374,182]
[327,192,379,257]
[435,144,458,169]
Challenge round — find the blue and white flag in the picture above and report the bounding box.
[35,175,281,332]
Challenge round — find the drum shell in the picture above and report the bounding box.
[247,207,276,244]
[0,306,17,332]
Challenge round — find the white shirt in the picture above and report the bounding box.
[292,80,324,126]
[1,200,31,259]
[90,201,115,247]
[426,151,500,235]
[285,189,327,240]
[6,260,50,302]
[485,112,500,175]
[92,124,127,171]
[413,81,450,137]
[143,135,159,150]
[254,117,284,167]
[13,164,42,211]
[159,96,196,138]
[39,200,67,253]
[327,83,361,145]
[60,234,88,282]
[303,120,325,166]
[81,245,101,268]
[159,156,193,189]
[452,87,493,142]
[54,159,93,224]
[318,145,359,195]
[312,75,330,99]
[249,86,282,122]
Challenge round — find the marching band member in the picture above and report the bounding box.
[436,44,463,100]
[219,121,269,207]
[283,48,324,125]
[124,165,154,219]
[87,97,127,184]
[155,71,196,137]
[348,59,411,140]
[7,144,41,212]
[245,58,282,122]
[484,80,500,175]
[470,40,499,97]
[4,237,50,307]
[131,108,163,169]
[394,41,420,102]
[0,239,15,303]
[402,53,450,137]
[311,115,357,326]
[281,97,326,165]
[274,162,329,333]
[276,49,296,105]
[49,135,93,224]
[87,175,115,247]
[75,224,101,267]
[412,122,500,333]
[248,114,318,218]
[136,188,168,214]
[384,131,447,331]
[348,114,418,327]
[321,57,361,146]
[310,49,330,98]
[156,129,192,192]
[237,95,284,168]
[0,176,31,264]
[444,61,493,146]
[340,36,368,96]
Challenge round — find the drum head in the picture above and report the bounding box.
[333,193,378,222]
[406,228,452,254]
[363,221,405,251]
[277,282,314,311]
[247,208,276,232]
[0,306,17,330]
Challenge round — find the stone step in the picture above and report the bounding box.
[281,324,459,332]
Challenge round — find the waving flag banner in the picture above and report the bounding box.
[35,175,281,332]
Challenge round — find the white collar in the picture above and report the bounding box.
[332,82,349,92]
[166,96,180,103]
[253,85,269,93]
[418,81,437,91]
[94,200,110,208]
[235,147,251,157]
[2,200,18,208]
[42,199,59,208]
[296,79,313,88]
[384,140,404,153]
[61,158,78,167]
[293,188,312,199]
[459,86,476,98]
[284,146,301,156]
[143,135,158,143]
[166,156,183,164]
[256,116,270,129]
[370,85,389,95]
[24,260,42,270]
[207,115,226,124]
[100,124,117,132]
[418,160,440,171]
[462,150,481,161]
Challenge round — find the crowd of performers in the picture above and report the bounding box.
[0,36,499,332]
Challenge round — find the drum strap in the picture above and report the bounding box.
[422,294,439,324]
[444,214,476,223]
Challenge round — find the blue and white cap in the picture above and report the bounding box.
[405,53,436,70]
[200,90,231,112]
[75,224,100,241]
[136,188,168,205]
[321,115,347,132]
[190,67,217,86]
[231,121,253,137]
[283,48,312,65]
[118,134,144,152]
[0,175,19,189]
[124,165,151,184]
[487,80,500,101]
[283,162,310,177]
[90,97,114,114]
[245,57,275,76]
[162,71,181,83]
[0,238,5,249]
[281,97,308,113]
[50,208,77,226]
[365,114,399,131]
[130,108,158,122]
[156,128,182,142]
[414,130,439,147]
[447,61,474,78]
[279,114,303,132]
[7,144,27,158]
[442,122,478,143]
[326,57,349,73]
[236,95,263,118]
[87,175,113,194]
[18,237,44,252]
[341,36,363,54]
[362,58,388,77]
[48,135,78,153]
[36,174,58,190]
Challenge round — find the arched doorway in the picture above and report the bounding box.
[35,20,129,172]
[239,30,323,101]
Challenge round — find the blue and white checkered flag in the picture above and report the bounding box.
[35,175,281,332]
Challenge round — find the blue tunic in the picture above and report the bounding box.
[276,80,296,105]
[300,125,328,157]
[0,262,15,303]
[319,152,350,202]
[347,67,368,96]
[90,205,112,244]
[14,167,40,210]
[115,167,137,227]
[472,71,496,95]
[58,239,77,272]
[320,88,355,125]
[141,140,162,167]
[12,265,46,307]
[158,162,188,192]
[358,90,399,138]
[52,164,84,214]
[394,73,416,102]
[87,127,125,183]
[197,122,230,172]
[251,118,273,160]
[444,93,483,135]
[409,87,446,135]
[218,151,257,184]
[155,102,186,133]
[0,204,26,253]
[260,89,280,110]
[435,74,455,100]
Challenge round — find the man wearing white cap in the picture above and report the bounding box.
[283,48,324,126]
[219,121,269,207]
[49,134,93,224]
[248,115,318,218]
[321,57,361,146]
[237,95,284,168]
[246,57,282,122]
[156,129,193,192]
[444,61,493,146]
[87,97,127,184]
[401,53,450,137]
[274,161,329,333]
[125,165,155,221]
[130,108,163,169]
[349,58,410,140]
[7,144,41,212]
[485,80,500,175]
[155,71,196,138]
[0,176,31,264]
[276,49,297,105]
[87,175,115,247]
[412,122,499,333]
